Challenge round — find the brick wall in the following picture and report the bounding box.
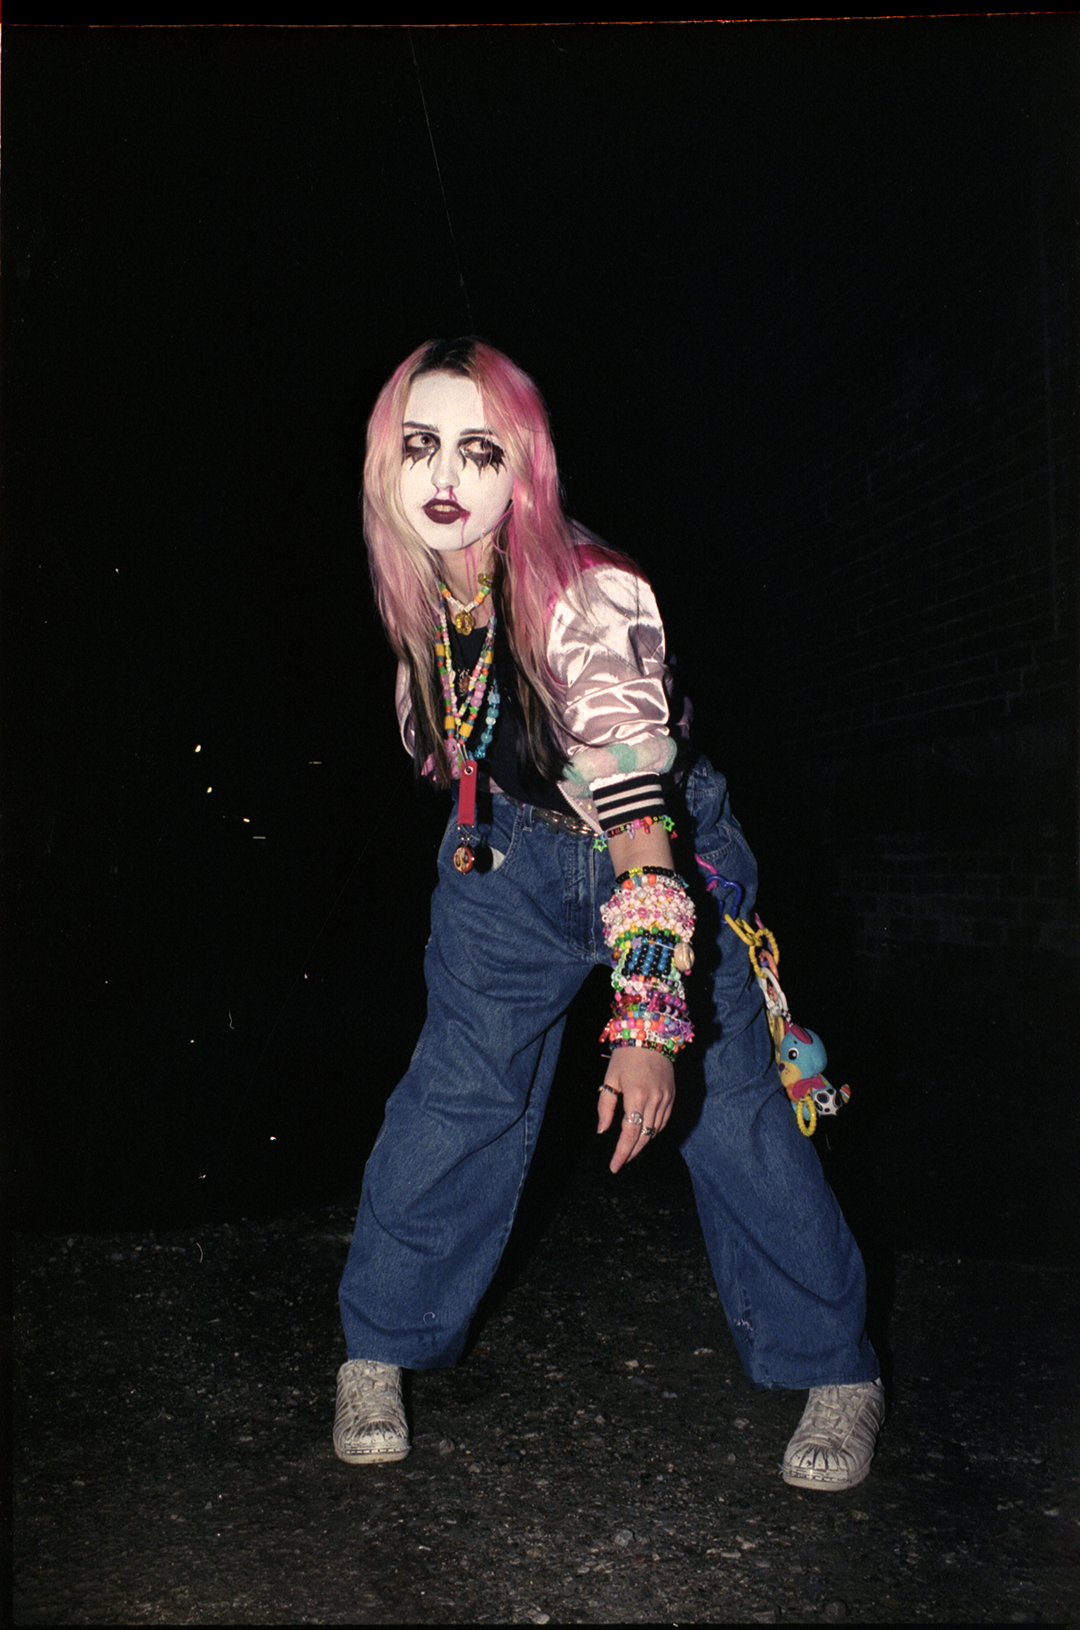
[730,159,1077,975]
[836,826,1079,963]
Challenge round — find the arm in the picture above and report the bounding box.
[597,821,679,1173]
[550,557,690,1171]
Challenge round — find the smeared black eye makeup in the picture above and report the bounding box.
[403,428,438,466]
[461,436,506,473]
[402,423,506,475]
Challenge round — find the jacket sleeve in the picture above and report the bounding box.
[548,561,676,829]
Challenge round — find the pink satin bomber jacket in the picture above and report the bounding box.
[395,545,677,834]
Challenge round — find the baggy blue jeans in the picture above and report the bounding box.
[339,755,879,1389]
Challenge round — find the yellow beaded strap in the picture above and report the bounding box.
[724,912,848,1138]
[724,913,789,1055]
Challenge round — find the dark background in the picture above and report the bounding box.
[4,21,1077,1260]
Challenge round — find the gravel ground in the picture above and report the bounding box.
[12,1141,1080,1625]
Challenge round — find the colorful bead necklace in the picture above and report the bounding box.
[435,599,501,872]
[434,601,498,777]
[438,572,493,636]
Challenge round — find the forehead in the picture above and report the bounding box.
[403,370,488,429]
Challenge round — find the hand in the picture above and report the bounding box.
[597,1045,675,1174]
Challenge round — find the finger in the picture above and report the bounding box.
[611,1092,674,1168]
[596,1081,620,1134]
[620,1086,672,1132]
[651,1097,673,1136]
[609,1109,646,1173]
[628,1113,660,1165]
[609,1123,641,1174]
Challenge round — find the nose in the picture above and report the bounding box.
[431,440,461,492]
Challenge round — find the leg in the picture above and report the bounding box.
[338,802,595,1371]
[339,1002,568,1368]
[676,757,879,1390]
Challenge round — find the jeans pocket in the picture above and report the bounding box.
[436,798,522,884]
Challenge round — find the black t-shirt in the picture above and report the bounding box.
[445,619,576,815]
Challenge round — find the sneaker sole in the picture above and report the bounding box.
[334,1440,411,1466]
[782,1460,871,1491]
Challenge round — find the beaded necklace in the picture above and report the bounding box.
[438,572,493,636]
[435,600,498,764]
[435,600,501,871]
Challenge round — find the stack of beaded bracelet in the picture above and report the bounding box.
[592,814,676,853]
[599,866,696,1058]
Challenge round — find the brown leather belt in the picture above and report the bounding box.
[504,798,594,838]
[531,807,595,837]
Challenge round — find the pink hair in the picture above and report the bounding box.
[363,339,614,784]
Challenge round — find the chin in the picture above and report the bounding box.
[423,535,476,554]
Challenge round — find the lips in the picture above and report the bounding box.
[423,498,469,525]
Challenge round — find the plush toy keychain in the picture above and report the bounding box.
[723,912,851,1137]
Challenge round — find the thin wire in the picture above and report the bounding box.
[408,29,474,332]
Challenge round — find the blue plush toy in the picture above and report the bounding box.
[777,1022,852,1135]
[721,908,852,1137]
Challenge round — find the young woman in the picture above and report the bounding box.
[334,338,883,1491]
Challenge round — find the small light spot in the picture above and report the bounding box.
[195,745,201,753]
[206,786,212,794]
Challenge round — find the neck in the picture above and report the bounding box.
[437,539,495,607]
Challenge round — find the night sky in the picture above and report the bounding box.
[4,21,1076,1236]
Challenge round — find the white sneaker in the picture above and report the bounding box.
[782,1378,884,1491]
[333,1359,410,1465]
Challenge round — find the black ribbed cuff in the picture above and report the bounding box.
[593,775,668,833]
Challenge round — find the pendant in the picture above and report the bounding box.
[453,843,475,874]
[453,609,475,636]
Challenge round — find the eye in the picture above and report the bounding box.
[461,436,505,473]
[403,431,438,465]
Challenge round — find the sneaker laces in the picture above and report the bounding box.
[335,1360,405,1437]
[791,1381,883,1459]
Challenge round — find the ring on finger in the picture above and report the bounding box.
[643,1125,658,1138]
[599,1083,620,1098]
[626,1111,644,1127]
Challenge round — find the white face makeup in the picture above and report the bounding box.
[399,371,513,554]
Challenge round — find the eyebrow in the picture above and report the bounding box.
[403,420,495,436]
